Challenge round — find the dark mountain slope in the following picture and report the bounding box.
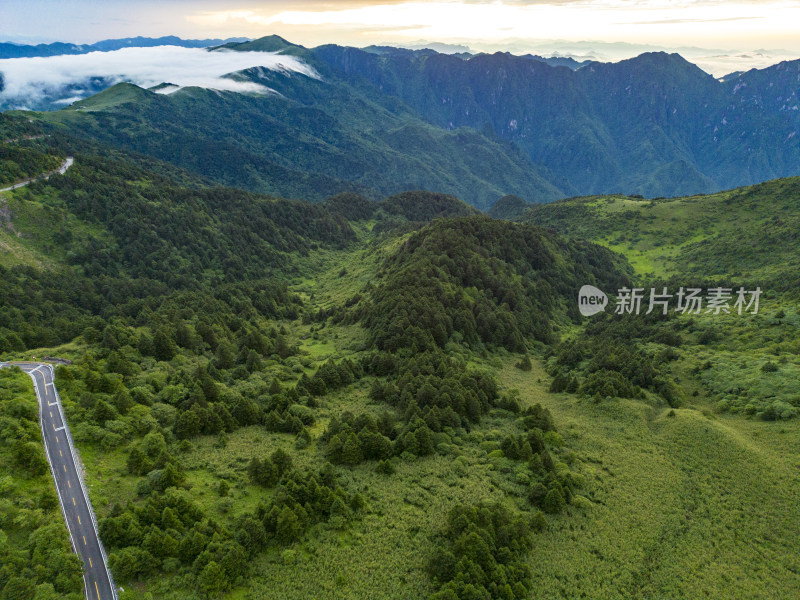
[6,35,799,205]
[312,46,800,198]
[37,65,564,208]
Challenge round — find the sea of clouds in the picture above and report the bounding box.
[0,46,319,108]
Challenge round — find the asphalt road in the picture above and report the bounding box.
[1,362,117,600]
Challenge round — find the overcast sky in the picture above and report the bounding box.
[2,0,799,68]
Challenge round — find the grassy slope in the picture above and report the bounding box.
[523,177,800,417]
[499,355,800,600]
[522,177,800,284]
[0,183,109,269]
[512,177,800,597]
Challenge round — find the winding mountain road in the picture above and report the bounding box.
[0,156,74,192]
[0,362,117,600]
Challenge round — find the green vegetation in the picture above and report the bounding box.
[427,503,534,600]
[522,181,800,420]
[487,194,529,220]
[499,356,800,600]
[358,217,629,352]
[0,145,63,187]
[1,119,798,599]
[522,178,800,287]
[32,67,563,208]
[312,45,800,199]
[0,132,604,597]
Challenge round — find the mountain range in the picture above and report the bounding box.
[2,34,799,205]
[0,36,249,59]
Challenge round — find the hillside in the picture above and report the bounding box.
[33,66,564,209]
[522,177,800,420]
[312,45,800,198]
[521,177,800,287]
[3,37,798,206]
[1,118,799,600]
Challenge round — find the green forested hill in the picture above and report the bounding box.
[31,68,564,209]
[1,125,799,600]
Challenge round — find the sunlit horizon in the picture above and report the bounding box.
[2,0,800,75]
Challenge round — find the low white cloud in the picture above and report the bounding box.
[0,46,319,105]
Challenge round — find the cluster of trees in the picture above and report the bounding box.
[359,217,628,354]
[427,503,534,600]
[101,486,247,595]
[0,368,84,600]
[423,401,576,598]
[319,351,565,474]
[0,114,47,142]
[252,463,366,543]
[367,350,498,426]
[258,384,315,437]
[0,144,62,186]
[0,149,356,355]
[377,191,479,222]
[297,357,362,397]
[0,264,99,352]
[515,405,579,514]
[247,448,293,487]
[547,311,684,406]
[322,411,396,465]
[45,155,354,285]
[102,455,363,597]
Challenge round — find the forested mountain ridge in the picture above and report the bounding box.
[310,44,800,198]
[4,36,798,206]
[0,36,250,59]
[31,65,564,208]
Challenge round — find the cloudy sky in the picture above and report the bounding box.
[2,0,799,71]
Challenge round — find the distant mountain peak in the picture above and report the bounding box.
[70,82,153,110]
[212,35,317,63]
[213,35,301,53]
